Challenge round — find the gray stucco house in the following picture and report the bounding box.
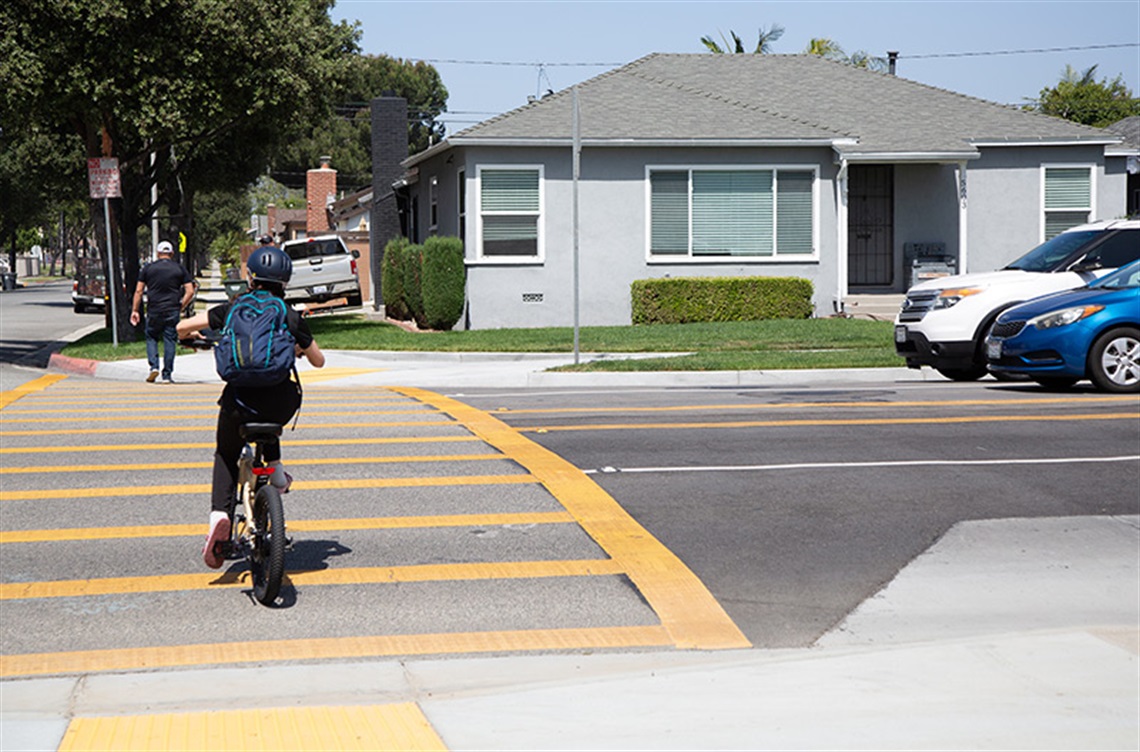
[398,53,1133,329]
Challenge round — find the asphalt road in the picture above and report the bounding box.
[453,382,1140,647]
[0,280,101,366]
[3,363,1136,679]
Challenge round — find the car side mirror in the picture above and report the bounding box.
[351,249,361,259]
[1069,260,1102,273]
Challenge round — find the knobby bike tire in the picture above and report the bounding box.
[250,485,286,605]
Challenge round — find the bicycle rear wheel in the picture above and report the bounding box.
[250,485,286,605]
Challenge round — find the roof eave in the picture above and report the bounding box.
[404,137,849,167]
[838,150,982,163]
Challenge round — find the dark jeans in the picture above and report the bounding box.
[211,379,302,514]
[145,309,181,378]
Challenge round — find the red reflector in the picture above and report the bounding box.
[252,467,274,476]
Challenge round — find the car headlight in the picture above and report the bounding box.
[931,286,985,310]
[1028,305,1104,330]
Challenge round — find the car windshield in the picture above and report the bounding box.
[283,239,346,260]
[1003,230,1100,272]
[1091,261,1140,289]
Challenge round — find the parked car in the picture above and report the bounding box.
[71,257,106,313]
[895,219,1140,381]
[279,235,362,308]
[985,260,1140,392]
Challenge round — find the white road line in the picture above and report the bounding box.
[585,455,1140,474]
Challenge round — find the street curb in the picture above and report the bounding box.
[46,352,99,376]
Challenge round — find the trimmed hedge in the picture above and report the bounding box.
[402,242,425,328]
[631,276,813,324]
[382,235,467,330]
[380,237,411,321]
[421,236,466,330]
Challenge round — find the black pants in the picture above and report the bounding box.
[211,379,302,514]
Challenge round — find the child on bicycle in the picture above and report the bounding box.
[177,245,325,568]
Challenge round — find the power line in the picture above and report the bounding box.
[403,58,623,67]
[900,42,1139,60]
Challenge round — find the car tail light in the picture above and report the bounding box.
[351,258,358,276]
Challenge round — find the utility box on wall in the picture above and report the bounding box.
[904,242,956,288]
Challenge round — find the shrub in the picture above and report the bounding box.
[421,236,466,330]
[403,242,425,328]
[381,237,410,321]
[631,276,813,324]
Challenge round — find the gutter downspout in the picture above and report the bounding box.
[836,158,849,314]
[955,161,968,273]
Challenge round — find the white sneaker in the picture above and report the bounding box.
[202,511,230,569]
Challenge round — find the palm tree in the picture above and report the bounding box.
[803,38,888,72]
[803,38,845,60]
[701,24,785,54]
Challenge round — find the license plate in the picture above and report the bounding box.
[894,325,907,344]
[312,285,328,295]
[986,340,1001,360]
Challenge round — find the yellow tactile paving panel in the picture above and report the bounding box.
[59,702,447,751]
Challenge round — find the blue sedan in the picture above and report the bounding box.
[986,260,1140,392]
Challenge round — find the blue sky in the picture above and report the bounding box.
[330,0,1140,132]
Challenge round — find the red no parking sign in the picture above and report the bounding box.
[87,157,121,199]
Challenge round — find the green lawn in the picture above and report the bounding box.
[59,315,898,371]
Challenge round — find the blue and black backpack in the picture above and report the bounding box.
[214,290,296,387]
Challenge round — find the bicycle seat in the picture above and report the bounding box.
[239,423,283,442]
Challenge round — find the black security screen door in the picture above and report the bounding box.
[848,165,894,287]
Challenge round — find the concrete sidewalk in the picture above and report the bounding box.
[2,516,1136,750]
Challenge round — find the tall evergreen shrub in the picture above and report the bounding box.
[380,237,410,321]
[421,236,466,330]
[403,243,425,328]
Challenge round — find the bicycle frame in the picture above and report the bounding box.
[231,422,287,605]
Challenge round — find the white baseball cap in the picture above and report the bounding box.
[156,240,174,254]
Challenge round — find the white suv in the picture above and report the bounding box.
[895,219,1140,380]
[280,235,362,308]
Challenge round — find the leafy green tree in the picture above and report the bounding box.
[0,0,358,341]
[271,54,448,189]
[701,24,784,54]
[1032,65,1140,127]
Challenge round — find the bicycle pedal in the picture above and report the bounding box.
[284,536,295,551]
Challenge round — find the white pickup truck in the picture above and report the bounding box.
[280,235,362,309]
[894,219,1140,380]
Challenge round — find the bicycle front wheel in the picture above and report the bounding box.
[250,485,286,605]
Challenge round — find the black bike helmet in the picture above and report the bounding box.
[258,234,273,245]
[246,246,292,286]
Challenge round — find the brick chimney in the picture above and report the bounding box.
[306,156,337,235]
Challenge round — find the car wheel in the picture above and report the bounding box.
[1088,326,1140,393]
[936,366,987,381]
[1031,376,1079,390]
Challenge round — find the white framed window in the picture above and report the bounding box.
[475,165,543,261]
[647,166,817,260]
[1042,164,1094,240]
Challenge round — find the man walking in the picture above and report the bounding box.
[131,240,195,383]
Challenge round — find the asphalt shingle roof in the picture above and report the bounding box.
[444,53,1118,160]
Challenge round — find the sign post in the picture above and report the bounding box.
[88,158,121,346]
[571,86,581,365]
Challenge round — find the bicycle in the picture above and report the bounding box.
[229,421,289,606]
[183,332,289,606]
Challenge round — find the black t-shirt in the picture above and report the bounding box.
[139,258,193,313]
[207,296,314,350]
